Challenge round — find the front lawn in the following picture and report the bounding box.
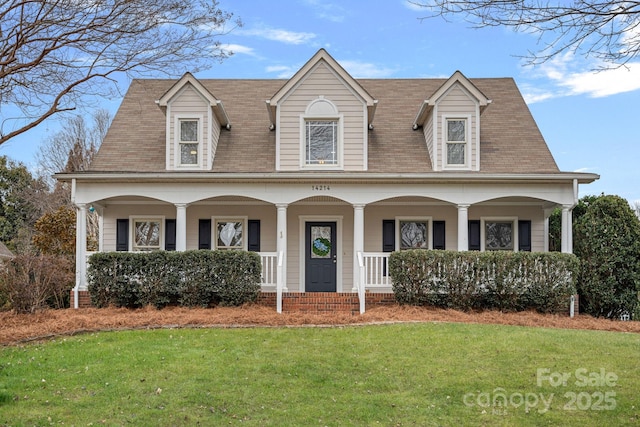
[1,323,638,426]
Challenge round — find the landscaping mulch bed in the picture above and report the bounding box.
[1,305,639,346]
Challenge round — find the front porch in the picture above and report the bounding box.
[71,176,587,311]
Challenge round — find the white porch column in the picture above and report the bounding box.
[276,204,288,291]
[457,204,469,251]
[561,205,572,253]
[74,203,88,309]
[544,216,550,253]
[175,203,187,251]
[353,204,365,292]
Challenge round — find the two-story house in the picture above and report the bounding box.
[57,49,598,311]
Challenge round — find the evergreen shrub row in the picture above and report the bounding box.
[87,250,261,308]
[389,250,579,313]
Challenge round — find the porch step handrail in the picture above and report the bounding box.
[357,251,365,314]
[276,251,284,314]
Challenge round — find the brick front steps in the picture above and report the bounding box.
[258,292,396,314]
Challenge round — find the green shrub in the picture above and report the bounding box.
[389,250,578,313]
[211,251,261,306]
[87,250,261,308]
[574,195,640,319]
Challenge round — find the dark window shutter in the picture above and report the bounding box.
[433,221,446,250]
[518,220,532,252]
[468,220,481,251]
[198,219,212,250]
[165,219,176,251]
[382,220,395,252]
[116,219,129,251]
[248,220,261,252]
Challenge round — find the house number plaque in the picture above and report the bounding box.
[311,185,331,191]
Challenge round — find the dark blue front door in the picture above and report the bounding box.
[305,222,337,292]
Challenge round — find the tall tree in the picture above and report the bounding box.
[574,194,640,318]
[0,156,38,249]
[36,109,111,189]
[0,0,240,145]
[415,1,640,67]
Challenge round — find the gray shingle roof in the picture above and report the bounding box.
[89,77,559,174]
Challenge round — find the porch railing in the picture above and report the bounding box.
[258,252,278,287]
[360,252,391,287]
[356,252,392,314]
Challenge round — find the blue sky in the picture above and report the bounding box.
[2,0,639,203]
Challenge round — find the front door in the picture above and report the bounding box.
[305,222,337,292]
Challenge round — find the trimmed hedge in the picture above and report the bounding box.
[87,250,261,308]
[389,250,579,313]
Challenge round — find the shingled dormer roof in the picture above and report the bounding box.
[413,70,492,129]
[266,49,378,128]
[156,72,231,128]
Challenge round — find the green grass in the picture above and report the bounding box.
[0,323,638,426]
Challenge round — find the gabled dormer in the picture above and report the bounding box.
[413,71,491,172]
[156,72,230,171]
[266,49,378,171]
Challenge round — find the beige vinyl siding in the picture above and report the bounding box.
[423,113,435,168]
[436,84,478,170]
[102,202,277,252]
[365,202,459,251]
[185,204,277,251]
[102,203,175,251]
[470,205,545,252]
[209,112,221,170]
[168,85,210,169]
[278,62,367,171]
[364,201,545,252]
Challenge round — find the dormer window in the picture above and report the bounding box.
[300,97,343,169]
[177,117,202,167]
[305,120,338,165]
[446,118,467,166]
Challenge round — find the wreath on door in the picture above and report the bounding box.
[312,237,331,257]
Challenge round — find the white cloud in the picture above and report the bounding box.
[266,65,297,78]
[219,44,255,56]
[560,63,640,97]
[528,53,640,100]
[573,167,597,173]
[520,85,556,104]
[338,60,397,78]
[239,27,316,45]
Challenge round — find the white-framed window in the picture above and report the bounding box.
[445,117,468,167]
[305,119,338,166]
[177,117,202,167]
[301,97,342,169]
[131,217,164,251]
[214,217,247,250]
[481,217,519,251]
[396,217,432,250]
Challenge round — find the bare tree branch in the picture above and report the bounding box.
[0,0,241,145]
[413,1,640,67]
